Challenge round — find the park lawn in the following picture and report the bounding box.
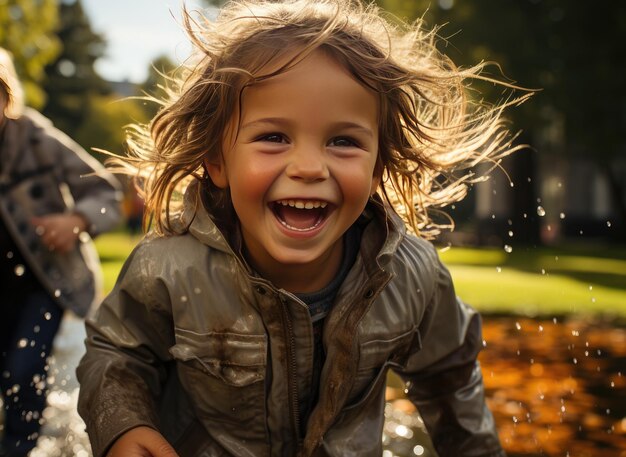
[439,245,626,317]
[94,232,142,294]
[94,232,626,317]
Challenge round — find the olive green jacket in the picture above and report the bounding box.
[77,181,505,457]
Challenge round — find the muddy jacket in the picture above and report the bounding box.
[0,109,122,316]
[77,181,505,457]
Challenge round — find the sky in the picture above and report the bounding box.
[81,0,206,83]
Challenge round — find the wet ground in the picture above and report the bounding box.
[2,314,625,456]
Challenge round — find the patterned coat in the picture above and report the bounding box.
[0,108,122,316]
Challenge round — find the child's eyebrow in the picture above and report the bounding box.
[241,118,375,139]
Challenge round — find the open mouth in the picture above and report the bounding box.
[271,199,330,232]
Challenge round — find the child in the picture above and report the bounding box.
[77,1,528,456]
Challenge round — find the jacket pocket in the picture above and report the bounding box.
[170,329,269,445]
[346,327,421,407]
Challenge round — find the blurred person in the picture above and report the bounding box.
[0,47,122,457]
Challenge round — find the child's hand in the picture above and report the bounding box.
[106,426,180,457]
[31,213,87,253]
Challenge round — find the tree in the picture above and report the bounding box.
[42,0,109,139]
[139,54,178,119]
[377,0,626,240]
[0,0,61,108]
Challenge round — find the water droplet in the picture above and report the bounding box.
[573,358,578,364]
[482,340,487,347]
[35,225,45,236]
[504,245,513,253]
[536,206,546,217]
[589,285,593,291]
[33,325,40,333]
[496,266,502,273]
[606,408,611,415]
[6,251,14,259]
[100,207,107,214]
[413,445,425,456]
[541,268,546,275]
[194,287,202,294]
[607,221,612,227]
[508,230,514,237]
[180,295,188,303]
[515,322,522,330]
[44,312,51,321]
[509,182,515,188]
[553,317,558,324]
[73,226,80,234]
[14,265,25,276]
[559,212,566,219]
[538,325,544,332]
[579,229,584,235]
[54,289,61,298]
[611,381,615,388]
[17,338,28,348]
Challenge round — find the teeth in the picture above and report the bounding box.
[276,199,328,209]
[278,218,324,232]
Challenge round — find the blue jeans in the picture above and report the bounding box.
[0,290,64,455]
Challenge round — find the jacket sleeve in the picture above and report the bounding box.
[396,246,505,457]
[38,112,123,236]
[76,242,175,457]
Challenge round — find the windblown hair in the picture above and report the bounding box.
[0,47,25,119]
[119,0,529,237]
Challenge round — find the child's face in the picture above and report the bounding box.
[207,49,379,283]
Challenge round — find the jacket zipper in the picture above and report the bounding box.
[279,294,302,446]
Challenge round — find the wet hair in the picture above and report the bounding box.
[0,47,25,119]
[119,0,530,237]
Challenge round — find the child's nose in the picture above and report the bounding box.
[285,146,329,182]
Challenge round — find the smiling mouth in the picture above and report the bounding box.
[271,199,330,232]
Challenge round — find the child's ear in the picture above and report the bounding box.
[204,157,229,189]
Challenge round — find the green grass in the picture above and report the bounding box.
[94,232,626,317]
[94,232,142,293]
[439,245,626,317]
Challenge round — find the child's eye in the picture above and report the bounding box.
[329,136,359,148]
[257,133,286,143]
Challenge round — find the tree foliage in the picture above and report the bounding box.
[41,0,109,139]
[377,0,626,162]
[0,0,61,108]
[377,0,626,238]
